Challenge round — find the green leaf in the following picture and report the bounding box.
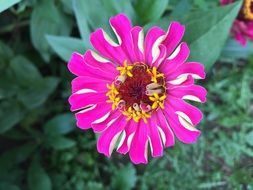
[112,164,137,190]
[28,158,52,190]
[134,0,169,24]
[0,0,21,13]
[17,77,59,109]
[0,41,13,65]
[246,131,253,146]
[237,71,251,110]
[72,0,91,45]
[43,113,75,135]
[30,1,72,62]
[170,0,191,17]
[46,136,76,150]
[46,35,86,62]
[9,56,42,86]
[184,1,242,70]
[147,1,242,71]
[0,100,25,134]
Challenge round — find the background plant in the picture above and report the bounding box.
[0,0,253,189]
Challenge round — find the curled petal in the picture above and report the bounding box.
[169,85,207,103]
[162,22,185,56]
[129,120,149,164]
[92,110,121,133]
[167,62,206,81]
[131,26,145,62]
[159,42,190,75]
[155,110,175,147]
[90,29,127,65]
[148,115,163,157]
[144,26,166,65]
[163,106,201,144]
[71,76,108,93]
[69,92,107,111]
[76,103,111,130]
[166,97,203,126]
[110,14,135,62]
[97,115,127,157]
[68,52,114,81]
[117,120,137,154]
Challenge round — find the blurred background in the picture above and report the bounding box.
[0,0,253,189]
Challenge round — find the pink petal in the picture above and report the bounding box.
[117,120,137,154]
[163,106,201,144]
[71,76,108,93]
[166,97,203,126]
[68,52,114,81]
[109,14,135,62]
[167,62,206,81]
[129,120,149,164]
[75,103,111,130]
[159,42,190,75]
[152,44,167,68]
[168,85,207,103]
[90,28,127,65]
[155,110,175,147]
[97,115,127,157]
[148,115,163,157]
[131,26,145,62]
[144,26,165,65]
[83,50,118,76]
[166,75,194,89]
[162,22,185,56]
[69,92,107,111]
[92,110,121,133]
[234,31,247,46]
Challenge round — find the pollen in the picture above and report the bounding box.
[106,61,166,122]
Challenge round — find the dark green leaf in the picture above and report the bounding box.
[0,143,37,172]
[9,56,42,86]
[17,77,59,109]
[0,100,25,134]
[0,0,21,13]
[246,131,253,146]
[30,1,72,62]
[46,136,76,150]
[46,35,86,62]
[112,164,137,190]
[28,158,52,190]
[0,183,20,190]
[43,113,75,135]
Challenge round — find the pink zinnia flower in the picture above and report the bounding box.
[221,0,253,46]
[68,14,207,164]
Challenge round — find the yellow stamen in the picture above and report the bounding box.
[147,67,164,83]
[123,107,151,123]
[106,83,120,110]
[243,0,253,20]
[116,60,133,77]
[149,93,166,110]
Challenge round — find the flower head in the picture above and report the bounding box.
[68,14,207,164]
[221,0,253,46]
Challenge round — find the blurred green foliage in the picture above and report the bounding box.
[0,0,253,189]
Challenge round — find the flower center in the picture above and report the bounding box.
[240,0,253,21]
[106,61,166,123]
